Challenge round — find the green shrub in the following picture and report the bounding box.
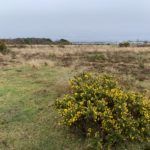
[119,42,130,47]
[55,73,150,148]
[55,39,71,45]
[0,41,9,54]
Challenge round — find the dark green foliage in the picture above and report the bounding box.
[0,41,9,54]
[14,38,53,45]
[119,42,130,47]
[0,38,53,45]
[55,39,71,45]
[0,38,72,45]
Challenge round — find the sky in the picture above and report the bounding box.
[0,0,150,42]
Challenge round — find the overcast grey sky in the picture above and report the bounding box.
[0,0,150,42]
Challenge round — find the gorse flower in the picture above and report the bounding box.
[55,73,150,147]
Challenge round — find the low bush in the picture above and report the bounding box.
[0,41,9,54]
[55,73,150,148]
[55,39,71,45]
[119,42,130,47]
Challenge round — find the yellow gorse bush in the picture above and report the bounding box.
[55,73,150,146]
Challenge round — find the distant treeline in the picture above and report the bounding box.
[1,38,150,47]
[0,38,71,45]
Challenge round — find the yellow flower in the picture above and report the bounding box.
[64,109,68,113]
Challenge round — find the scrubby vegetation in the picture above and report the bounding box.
[0,38,71,45]
[0,44,150,150]
[55,73,150,149]
[0,41,9,54]
[0,38,53,45]
[119,42,130,47]
[54,39,71,45]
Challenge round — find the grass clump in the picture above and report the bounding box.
[55,73,150,149]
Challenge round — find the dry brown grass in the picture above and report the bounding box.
[9,44,150,61]
[2,45,150,80]
[24,59,56,69]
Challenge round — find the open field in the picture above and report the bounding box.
[0,45,150,149]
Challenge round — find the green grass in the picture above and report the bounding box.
[0,66,87,150]
[0,64,149,150]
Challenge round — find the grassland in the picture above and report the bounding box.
[0,45,150,149]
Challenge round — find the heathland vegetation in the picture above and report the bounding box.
[0,41,149,150]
